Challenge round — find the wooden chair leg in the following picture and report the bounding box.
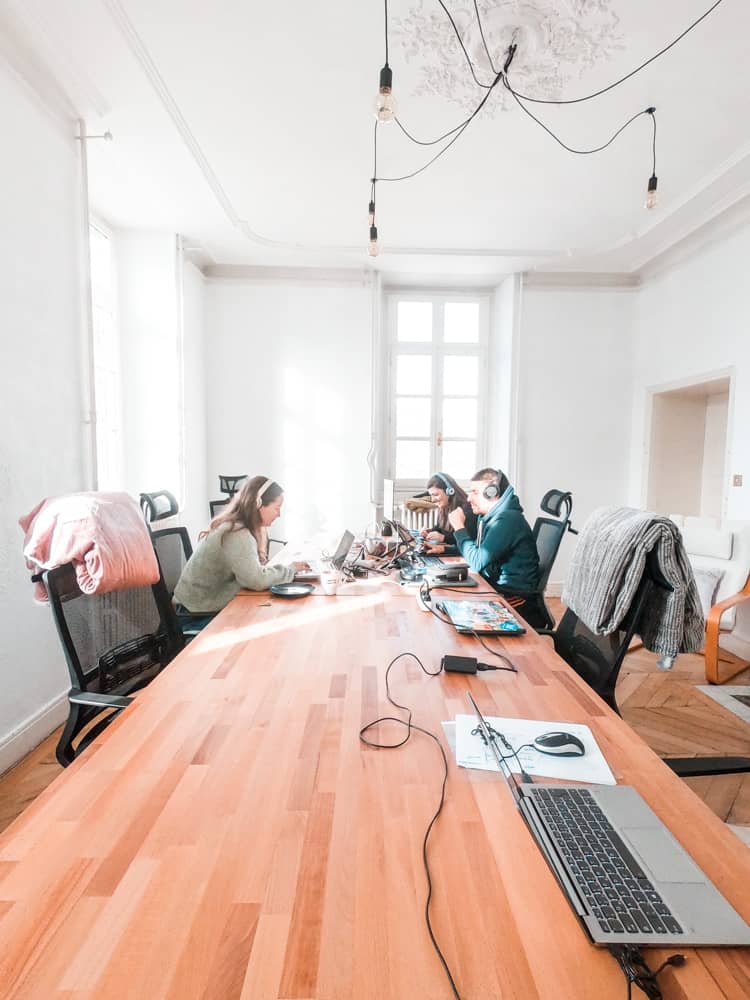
[705,642,749,685]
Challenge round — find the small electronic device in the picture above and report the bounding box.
[427,563,469,583]
[533,731,586,757]
[441,599,526,635]
[441,655,479,674]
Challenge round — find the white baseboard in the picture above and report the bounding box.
[0,692,68,777]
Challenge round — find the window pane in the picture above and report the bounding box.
[397,355,432,394]
[443,356,478,395]
[396,440,431,480]
[442,398,477,438]
[440,440,477,480]
[397,397,431,437]
[444,302,479,343]
[397,301,432,342]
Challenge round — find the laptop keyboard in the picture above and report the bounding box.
[531,787,683,936]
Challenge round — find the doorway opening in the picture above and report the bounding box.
[646,373,731,520]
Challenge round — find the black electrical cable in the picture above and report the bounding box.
[359,652,462,1000]
[377,72,502,182]
[609,944,686,999]
[384,0,389,67]
[473,0,497,75]
[504,77,655,156]
[505,0,725,106]
[436,0,493,89]
[649,108,657,175]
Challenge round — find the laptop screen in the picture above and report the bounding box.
[441,600,526,635]
[330,530,355,569]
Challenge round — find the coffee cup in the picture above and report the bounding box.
[320,569,339,596]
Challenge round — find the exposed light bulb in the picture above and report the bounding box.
[368,225,379,257]
[374,65,397,123]
[368,200,376,226]
[645,174,658,210]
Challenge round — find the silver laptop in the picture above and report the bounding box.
[295,531,354,581]
[468,693,750,947]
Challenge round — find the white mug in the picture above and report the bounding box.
[320,569,339,596]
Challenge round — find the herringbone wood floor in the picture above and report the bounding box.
[1,598,750,834]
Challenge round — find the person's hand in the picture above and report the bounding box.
[448,507,466,531]
[419,527,430,538]
[293,561,311,573]
[425,543,445,555]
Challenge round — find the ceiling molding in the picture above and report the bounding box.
[637,192,750,285]
[203,264,374,286]
[523,271,639,290]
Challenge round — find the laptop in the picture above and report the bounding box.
[294,530,354,580]
[467,693,750,947]
[441,599,526,635]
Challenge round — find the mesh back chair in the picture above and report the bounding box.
[218,475,248,496]
[44,563,184,766]
[209,497,230,519]
[139,490,179,523]
[546,551,750,778]
[150,527,193,595]
[497,489,577,632]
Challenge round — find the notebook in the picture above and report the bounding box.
[441,599,526,635]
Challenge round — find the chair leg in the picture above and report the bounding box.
[56,702,82,767]
[705,642,749,685]
[665,756,750,777]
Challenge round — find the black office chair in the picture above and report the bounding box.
[545,551,750,778]
[150,527,193,594]
[497,489,577,632]
[209,497,230,519]
[218,475,247,496]
[139,490,179,523]
[44,562,185,766]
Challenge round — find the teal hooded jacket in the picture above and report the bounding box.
[453,487,540,593]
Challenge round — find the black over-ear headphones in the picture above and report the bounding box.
[434,472,455,497]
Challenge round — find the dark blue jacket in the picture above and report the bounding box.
[454,487,540,593]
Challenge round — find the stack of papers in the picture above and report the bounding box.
[443,715,616,785]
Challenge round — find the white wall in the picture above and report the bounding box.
[647,394,706,515]
[702,393,729,518]
[204,275,374,543]
[116,230,180,500]
[518,284,636,590]
[631,226,750,520]
[488,275,520,478]
[179,259,208,543]
[0,63,86,771]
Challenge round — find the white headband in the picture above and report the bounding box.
[256,478,273,508]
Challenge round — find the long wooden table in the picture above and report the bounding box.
[1,574,750,998]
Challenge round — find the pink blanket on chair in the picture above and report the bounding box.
[19,492,160,602]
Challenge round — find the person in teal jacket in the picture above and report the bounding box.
[449,468,543,626]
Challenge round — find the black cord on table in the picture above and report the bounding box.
[359,652,462,1000]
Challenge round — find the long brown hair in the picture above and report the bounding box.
[426,473,468,532]
[202,475,283,554]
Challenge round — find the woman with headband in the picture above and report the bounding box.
[174,475,308,615]
[419,472,478,555]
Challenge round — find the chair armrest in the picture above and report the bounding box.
[535,628,555,637]
[69,692,133,710]
[705,573,750,683]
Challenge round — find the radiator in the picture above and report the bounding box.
[397,505,437,532]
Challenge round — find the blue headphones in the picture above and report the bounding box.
[434,472,455,497]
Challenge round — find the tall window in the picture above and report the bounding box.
[387,292,488,490]
[89,224,122,488]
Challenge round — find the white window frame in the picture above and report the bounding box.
[385,290,490,495]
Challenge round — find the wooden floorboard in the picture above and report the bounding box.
[1,597,750,833]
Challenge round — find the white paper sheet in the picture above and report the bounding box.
[454,714,616,785]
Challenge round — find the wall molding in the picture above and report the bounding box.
[523,271,640,291]
[0,692,67,777]
[204,264,374,286]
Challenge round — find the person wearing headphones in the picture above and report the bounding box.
[174,475,309,614]
[448,468,543,626]
[420,472,478,554]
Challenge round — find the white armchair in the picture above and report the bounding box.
[671,515,750,684]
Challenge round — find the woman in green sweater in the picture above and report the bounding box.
[174,475,307,613]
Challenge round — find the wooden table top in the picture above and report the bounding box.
[1,575,749,999]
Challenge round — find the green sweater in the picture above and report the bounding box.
[454,488,539,593]
[174,524,294,612]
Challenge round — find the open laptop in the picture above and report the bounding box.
[441,599,526,635]
[294,530,354,581]
[467,693,750,947]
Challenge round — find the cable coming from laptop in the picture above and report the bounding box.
[359,651,463,1000]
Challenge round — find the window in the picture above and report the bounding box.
[387,293,488,489]
[89,224,122,488]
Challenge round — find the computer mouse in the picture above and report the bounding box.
[533,731,586,757]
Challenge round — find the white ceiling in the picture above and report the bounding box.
[3,0,749,279]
